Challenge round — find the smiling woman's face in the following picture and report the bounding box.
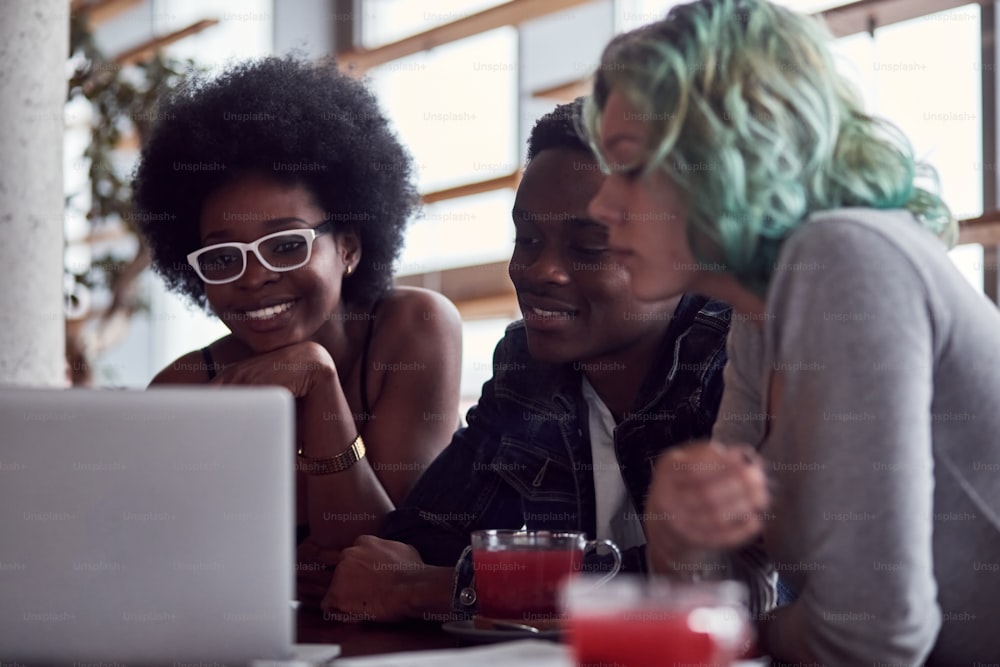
[587,90,703,303]
[197,172,356,353]
[508,146,679,366]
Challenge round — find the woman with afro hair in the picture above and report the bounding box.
[133,56,462,552]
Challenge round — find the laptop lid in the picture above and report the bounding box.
[0,386,296,666]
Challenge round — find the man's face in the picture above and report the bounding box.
[509,147,680,366]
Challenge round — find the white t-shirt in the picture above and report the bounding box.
[581,376,646,551]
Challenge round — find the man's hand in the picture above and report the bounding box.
[295,539,342,608]
[322,536,445,623]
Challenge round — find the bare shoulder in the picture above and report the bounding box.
[374,286,461,337]
[148,336,232,386]
[149,350,211,386]
[363,287,462,372]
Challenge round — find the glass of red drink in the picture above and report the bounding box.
[471,530,621,629]
[561,575,751,667]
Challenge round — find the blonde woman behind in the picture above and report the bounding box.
[583,0,1000,664]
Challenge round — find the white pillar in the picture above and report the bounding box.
[0,0,69,386]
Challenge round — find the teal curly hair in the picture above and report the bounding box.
[583,0,955,295]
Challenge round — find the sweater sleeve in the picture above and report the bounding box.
[702,319,777,617]
[712,317,768,446]
[761,215,941,665]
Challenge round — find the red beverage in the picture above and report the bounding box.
[567,611,723,667]
[473,548,583,621]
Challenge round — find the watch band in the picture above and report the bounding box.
[297,434,366,475]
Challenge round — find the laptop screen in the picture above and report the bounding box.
[0,386,296,665]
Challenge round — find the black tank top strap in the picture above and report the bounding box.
[201,346,217,380]
[358,301,380,422]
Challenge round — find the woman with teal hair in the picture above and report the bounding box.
[584,0,1000,664]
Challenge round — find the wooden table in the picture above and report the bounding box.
[296,605,461,657]
[295,566,462,658]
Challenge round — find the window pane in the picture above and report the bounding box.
[828,6,984,291]
[397,189,516,276]
[874,5,982,221]
[461,317,518,409]
[361,0,510,48]
[158,0,273,65]
[827,9,983,221]
[522,2,613,94]
[369,28,518,194]
[949,243,985,292]
[830,32,877,106]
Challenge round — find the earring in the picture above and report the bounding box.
[344,264,354,277]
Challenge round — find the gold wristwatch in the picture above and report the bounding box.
[297,434,366,475]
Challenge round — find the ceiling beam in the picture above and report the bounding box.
[336,0,597,72]
[395,260,515,307]
[532,77,592,102]
[111,19,219,66]
[453,293,520,320]
[422,171,521,205]
[822,0,989,38]
[526,0,991,101]
[959,211,1000,247]
[71,0,142,27]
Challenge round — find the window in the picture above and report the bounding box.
[159,0,273,64]
[397,190,517,275]
[830,5,985,290]
[368,28,518,193]
[361,0,510,48]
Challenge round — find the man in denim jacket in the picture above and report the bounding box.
[323,100,748,622]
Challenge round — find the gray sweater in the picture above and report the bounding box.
[713,208,1000,665]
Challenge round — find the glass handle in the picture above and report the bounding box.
[583,538,622,585]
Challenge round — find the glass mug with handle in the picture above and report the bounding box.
[470,529,622,631]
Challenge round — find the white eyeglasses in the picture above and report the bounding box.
[187,221,332,285]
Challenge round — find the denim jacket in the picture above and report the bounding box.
[381,294,732,615]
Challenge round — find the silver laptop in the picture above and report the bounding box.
[0,386,339,666]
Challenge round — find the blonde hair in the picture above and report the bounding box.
[583,0,955,294]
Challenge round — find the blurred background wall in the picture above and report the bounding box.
[50,0,998,410]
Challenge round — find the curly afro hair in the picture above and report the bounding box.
[131,55,418,310]
[526,97,589,163]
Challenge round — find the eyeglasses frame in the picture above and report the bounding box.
[187,220,334,285]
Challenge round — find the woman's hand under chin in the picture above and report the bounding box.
[208,340,336,398]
